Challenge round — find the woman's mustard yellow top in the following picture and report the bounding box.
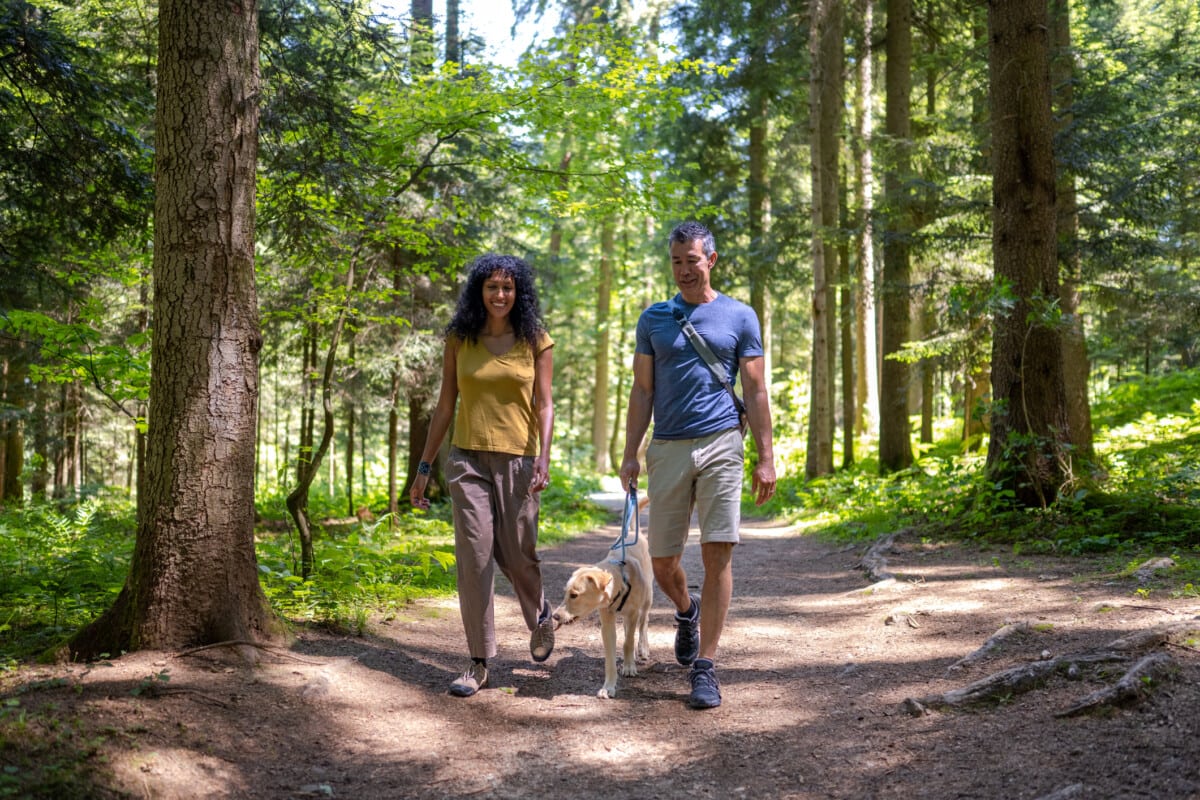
[451,331,553,457]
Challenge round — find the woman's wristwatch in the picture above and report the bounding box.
[417,461,432,476]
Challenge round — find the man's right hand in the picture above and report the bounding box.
[618,457,640,495]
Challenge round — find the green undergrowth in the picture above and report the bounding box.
[758,370,1200,591]
[0,470,607,666]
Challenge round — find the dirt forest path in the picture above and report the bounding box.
[11,503,1200,799]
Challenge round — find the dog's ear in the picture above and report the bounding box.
[586,572,613,592]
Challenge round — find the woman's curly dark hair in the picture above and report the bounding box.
[445,253,546,348]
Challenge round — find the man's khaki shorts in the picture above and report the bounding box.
[645,427,744,558]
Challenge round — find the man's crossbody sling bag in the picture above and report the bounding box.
[670,298,749,437]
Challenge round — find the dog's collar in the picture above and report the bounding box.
[606,559,632,613]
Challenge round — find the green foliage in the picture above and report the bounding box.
[767,369,1200,567]
[255,513,458,632]
[532,468,607,545]
[0,465,608,662]
[0,494,133,663]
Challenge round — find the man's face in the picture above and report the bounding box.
[670,238,716,299]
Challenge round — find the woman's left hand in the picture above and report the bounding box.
[532,459,551,493]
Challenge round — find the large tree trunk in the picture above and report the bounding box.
[879,0,915,473]
[806,0,837,479]
[853,0,879,439]
[986,0,1072,507]
[71,0,273,659]
[0,356,25,505]
[920,297,935,444]
[445,0,460,66]
[823,0,843,470]
[592,219,614,473]
[747,17,772,389]
[839,181,855,468]
[1051,0,1094,463]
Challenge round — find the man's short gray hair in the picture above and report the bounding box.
[668,221,716,256]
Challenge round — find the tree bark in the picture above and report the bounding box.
[806,0,838,479]
[31,378,50,500]
[71,0,273,659]
[920,297,934,444]
[823,0,843,470]
[985,0,1072,507]
[879,0,914,473]
[592,219,614,473]
[1051,0,1094,463]
[747,15,772,391]
[344,336,356,518]
[445,0,460,66]
[853,0,879,439]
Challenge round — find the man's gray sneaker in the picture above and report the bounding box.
[449,662,487,697]
[688,658,721,709]
[530,600,556,662]
[674,593,700,666]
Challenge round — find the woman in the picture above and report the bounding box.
[410,253,556,697]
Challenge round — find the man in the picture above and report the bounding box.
[619,221,777,709]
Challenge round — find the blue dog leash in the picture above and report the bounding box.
[610,483,640,566]
[605,483,640,613]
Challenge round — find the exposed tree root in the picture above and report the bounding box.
[1054,652,1175,718]
[1033,784,1084,800]
[149,686,232,708]
[857,531,901,583]
[947,621,1031,673]
[173,639,325,665]
[904,620,1199,717]
[904,651,1127,716]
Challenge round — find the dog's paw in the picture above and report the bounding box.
[620,662,637,677]
[597,685,617,699]
[636,646,650,662]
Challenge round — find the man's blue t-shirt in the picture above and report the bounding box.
[635,292,764,440]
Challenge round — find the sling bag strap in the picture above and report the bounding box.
[669,298,749,432]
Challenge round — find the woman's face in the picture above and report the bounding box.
[482,270,516,323]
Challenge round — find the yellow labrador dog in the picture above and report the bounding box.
[552,526,652,699]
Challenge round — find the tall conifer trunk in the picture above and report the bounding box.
[986,0,1072,507]
[880,0,914,473]
[72,0,273,658]
[1052,0,1094,462]
[853,0,879,438]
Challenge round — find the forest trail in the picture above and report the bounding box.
[7,508,1200,799]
